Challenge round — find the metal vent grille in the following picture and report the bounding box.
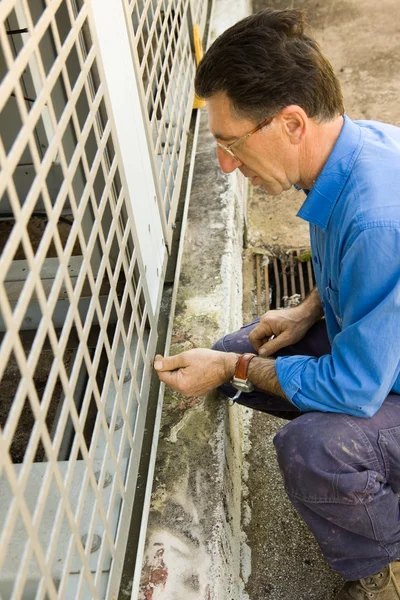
[253,249,315,316]
[0,1,156,597]
[124,0,202,245]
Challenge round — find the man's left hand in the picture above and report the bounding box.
[154,348,238,397]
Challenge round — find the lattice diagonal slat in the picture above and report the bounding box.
[0,0,157,597]
[124,0,202,246]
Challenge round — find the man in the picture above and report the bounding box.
[154,8,400,599]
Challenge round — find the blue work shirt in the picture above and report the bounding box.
[275,115,400,417]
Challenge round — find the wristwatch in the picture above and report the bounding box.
[231,353,256,393]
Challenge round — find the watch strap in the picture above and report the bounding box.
[235,353,257,381]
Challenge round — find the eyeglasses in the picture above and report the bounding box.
[215,115,274,161]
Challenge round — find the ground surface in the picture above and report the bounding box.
[243,1,400,599]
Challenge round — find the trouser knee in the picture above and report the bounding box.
[211,319,261,357]
[273,412,379,502]
[211,336,226,353]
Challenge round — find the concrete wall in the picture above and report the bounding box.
[138,2,251,598]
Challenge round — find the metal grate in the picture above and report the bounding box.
[0,0,157,597]
[253,249,315,316]
[124,0,204,247]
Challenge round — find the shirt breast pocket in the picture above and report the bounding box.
[325,284,343,328]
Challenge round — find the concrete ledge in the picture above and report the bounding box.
[138,105,248,599]
[138,3,251,597]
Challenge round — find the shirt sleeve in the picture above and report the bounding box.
[275,226,400,417]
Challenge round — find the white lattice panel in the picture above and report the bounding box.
[0,0,157,598]
[190,0,208,35]
[124,0,197,247]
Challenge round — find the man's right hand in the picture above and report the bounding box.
[249,287,324,356]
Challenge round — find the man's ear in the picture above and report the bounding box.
[279,105,307,145]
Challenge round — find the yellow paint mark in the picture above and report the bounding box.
[341,445,353,456]
[193,24,206,109]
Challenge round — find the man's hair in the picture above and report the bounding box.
[195,8,344,123]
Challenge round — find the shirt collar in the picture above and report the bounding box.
[296,115,364,231]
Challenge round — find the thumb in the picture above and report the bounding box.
[153,354,164,370]
[154,353,184,372]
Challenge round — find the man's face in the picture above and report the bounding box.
[207,92,301,196]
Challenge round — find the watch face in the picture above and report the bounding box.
[231,377,254,393]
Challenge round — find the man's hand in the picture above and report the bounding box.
[249,288,324,356]
[154,348,238,397]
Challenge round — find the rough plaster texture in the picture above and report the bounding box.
[210,0,252,43]
[138,105,249,599]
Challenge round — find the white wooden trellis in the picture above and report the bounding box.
[0,0,208,597]
[0,0,210,597]
[122,0,208,249]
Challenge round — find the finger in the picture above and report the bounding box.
[157,369,189,395]
[258,334,287,357]
[153,354,164,370]
[154,353,185,372]
[249,322,274,350]
[157,369,181,390]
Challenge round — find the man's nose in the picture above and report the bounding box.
[216,148,243,173]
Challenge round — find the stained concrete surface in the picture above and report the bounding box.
[242,1,400,599]
[138,108,248,599]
